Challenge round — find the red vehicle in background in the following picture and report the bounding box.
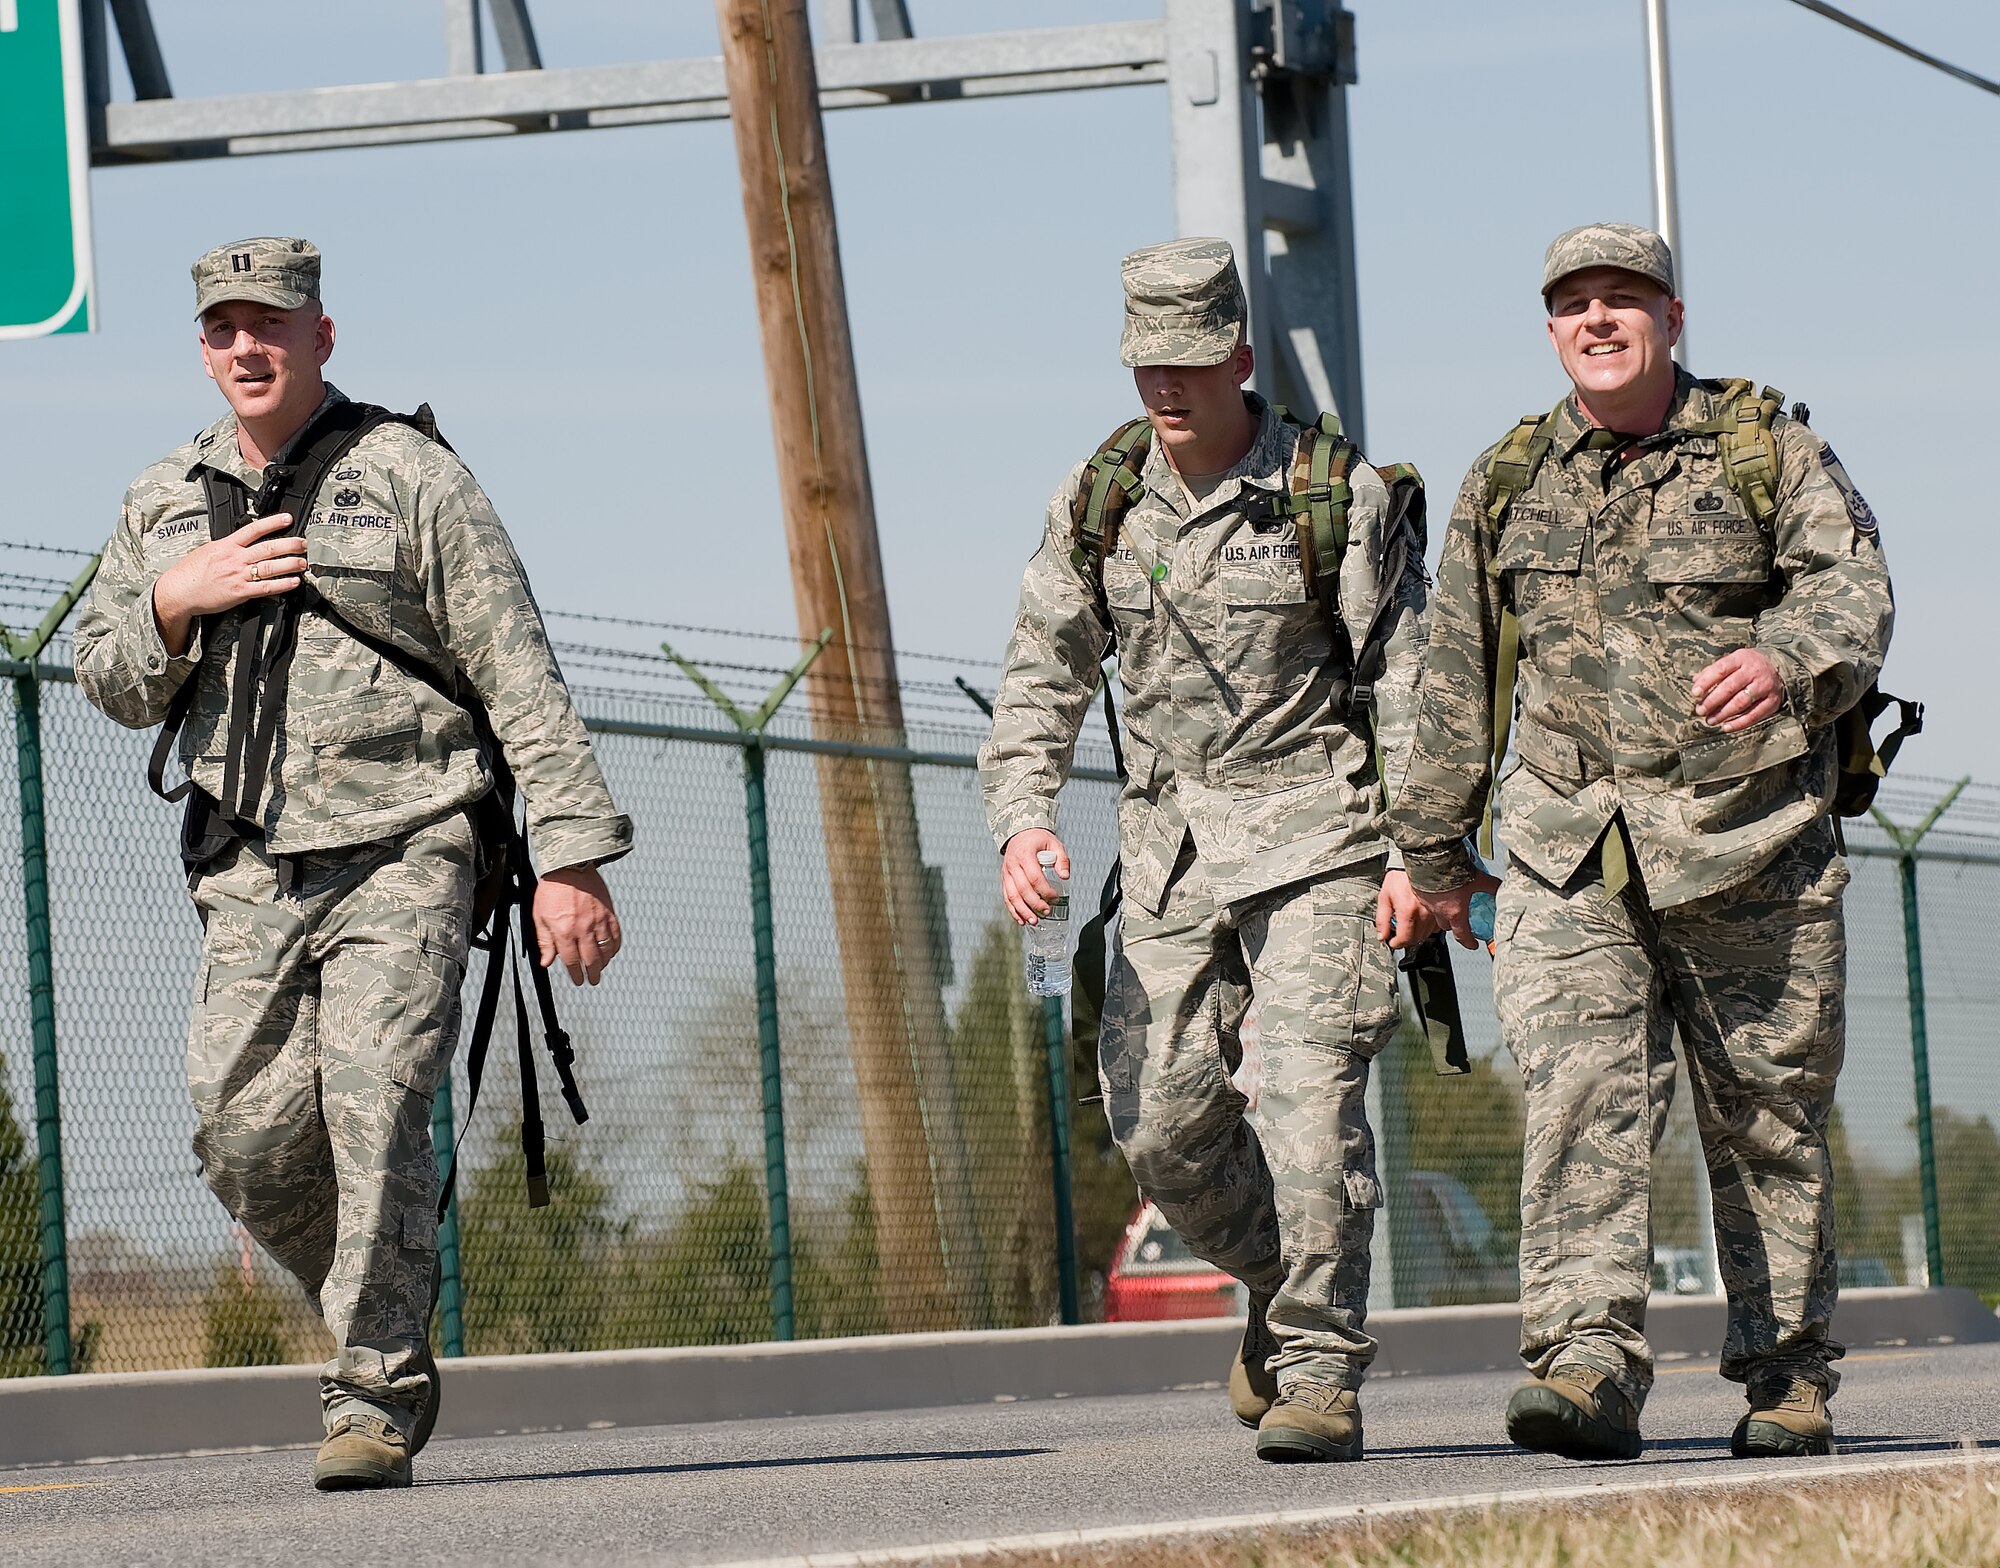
[1104,1202,1244,1321]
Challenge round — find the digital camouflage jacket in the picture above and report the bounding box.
[75,388,632,874]
[1385,371,1893,908]
[980,396,1430,915]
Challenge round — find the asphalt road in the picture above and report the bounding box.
[7,1342,1995,1566]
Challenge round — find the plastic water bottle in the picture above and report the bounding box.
[1469,889,1497,947]
[1024,850,1072,997]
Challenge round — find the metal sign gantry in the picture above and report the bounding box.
[79,0,1370,442]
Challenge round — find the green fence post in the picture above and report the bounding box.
[430,1078,466,1357]
[1872,777,1966,1289]
[1041,995,1080,1325]
[3,560,98,1375]
[743,738,794,1341]
[15,673,70,1374]
[1896,850,1944,1288]
[662,630,831,1345]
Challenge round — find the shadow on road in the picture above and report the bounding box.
[1373,1434,1973,1471]
[424,1447,1057,1488]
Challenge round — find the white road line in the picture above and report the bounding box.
[1,0,19,35]
[704,1448,1997,1568]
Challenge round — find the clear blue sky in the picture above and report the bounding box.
[6,0,1996,777]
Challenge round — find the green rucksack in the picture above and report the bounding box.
[1478,378,1918,856]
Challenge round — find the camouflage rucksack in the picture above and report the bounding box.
[1477,378,1919,856]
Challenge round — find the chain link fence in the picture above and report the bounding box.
[1,568,1995,1374]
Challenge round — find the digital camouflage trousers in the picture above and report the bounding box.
[1493,817,1849,1410]
[188,810,475,1437]
[1099,845,1401,1389]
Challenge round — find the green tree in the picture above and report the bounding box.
[459,1144,619,1354]
[1935,1108,2000,1295]
[946,918,1058,1328]
[1382,1018,1525,1258]
[0,1061,42,1377]
[200,1263,292,1367]
[609,1159,889,1346]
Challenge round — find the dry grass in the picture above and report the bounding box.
[996,1460,2000,1568]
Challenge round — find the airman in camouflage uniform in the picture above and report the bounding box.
[979,239,1431,1462]
[74,238,631,1490]
[1384,223,1894,1461]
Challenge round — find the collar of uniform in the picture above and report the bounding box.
[1554,365,1707,463]
[183,383,348,486]
[1139,393,1289,521]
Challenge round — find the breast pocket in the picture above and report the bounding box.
[1495,520,1586,679]
[1218,535,1308,609]
[307,520,398,641]
[1102,547,1154,614]
[1645,527,1775,674]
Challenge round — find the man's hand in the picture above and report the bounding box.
[1001,829,1069,927]
[1375,869,1437,951]
[534,865,622,985]
[1413,870,1504,950]
[1692,648,1783,733]
[152,512,310,656]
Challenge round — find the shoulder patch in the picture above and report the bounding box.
[1817,443,1880,537]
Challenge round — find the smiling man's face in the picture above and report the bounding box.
[198,299,334,435]
[1545,266,1683,425]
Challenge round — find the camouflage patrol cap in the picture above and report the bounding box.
[192,237,321,317]
[1119,237,1246,368]
[1541,222,1676,304]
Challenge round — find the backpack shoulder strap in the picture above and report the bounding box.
[1069,417,1154,586]
[1483,408,1559,527]
[1477,405,1559,858]
[1288,412,1358,631]
[1690,377,1785,528]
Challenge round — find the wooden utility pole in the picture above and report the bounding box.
[716,0,983,1333]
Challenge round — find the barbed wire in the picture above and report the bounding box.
[546,607,1003,672]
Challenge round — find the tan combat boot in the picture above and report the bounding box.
[1732,1374,1834,1458]
[1228,1293,1279,1427]
[312,1412,412,1491]
[1255,1382,1364,1462]
[1505,1364,1643,1460]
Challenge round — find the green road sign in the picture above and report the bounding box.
[1,0,95,338]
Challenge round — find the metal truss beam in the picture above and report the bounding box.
[1167,0,1366,447]
[94,22,1167,164]
[486,0,543,73]
[107,0,172,100]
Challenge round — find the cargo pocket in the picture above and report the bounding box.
[389,913,467,1099]
[1309,891,1401,1057]
[1679,711,1808,788]
[305,674,425,817]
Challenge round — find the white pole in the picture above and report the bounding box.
[1648,1,1715,1294]
[1644,0,1689,367]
